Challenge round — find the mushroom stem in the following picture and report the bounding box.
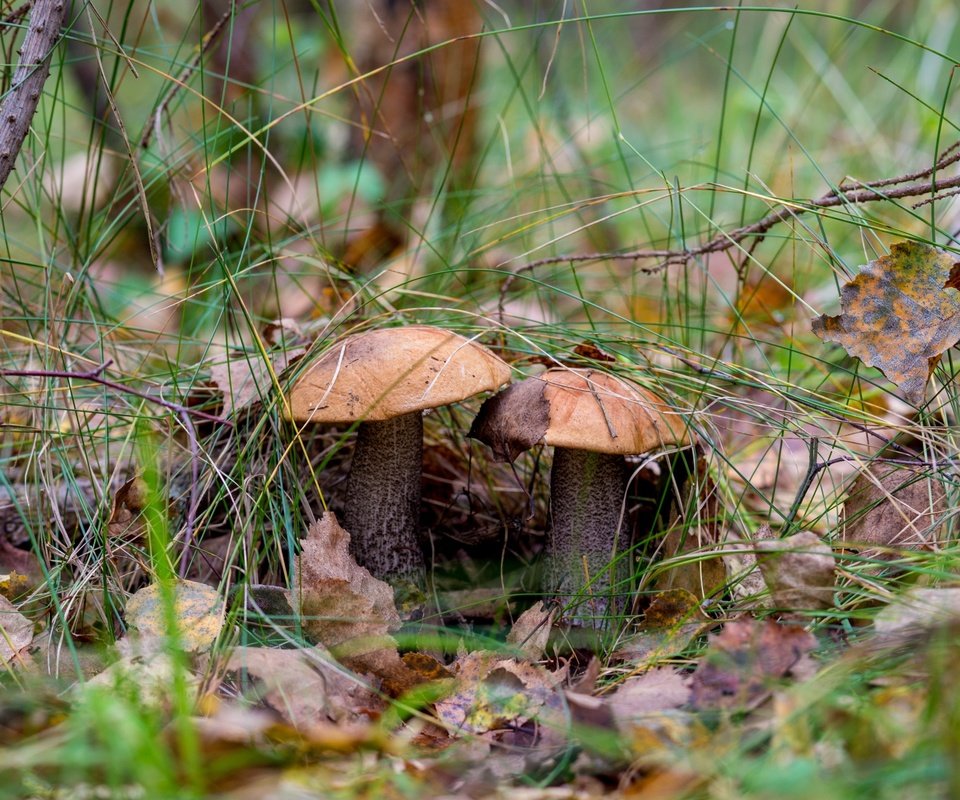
[546,448,629,626]
[343,413,426,585]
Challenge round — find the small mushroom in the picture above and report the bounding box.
[470,368,690,626]
[287,326,511,588]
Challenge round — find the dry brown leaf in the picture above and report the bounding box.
[812,241,960,404]
[435,651,566,736]
[608,668,691,728]
[506,602,554,660]
[689,619,818,711]
[615,589,712,664]
[209,347,304,417]
[124,579,224,654]
[292,512,417,690]
[873,587,960,636]
[0,541,44,594]
[106,476,149,559]
[0,595,33,668]
[651,525,727,601]
[841,463,947,556]
[221,645,382,728]
[756,531,836,610]
[723,525,776,607]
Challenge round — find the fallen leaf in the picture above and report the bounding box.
[220,645,382,728]
[874,587,960,636]
[0,571,32,602]
[292,512,417,691]
[756,531,836,610]
[106,476,149,554]
[614,589,712,664]
[435,651,566,736]
[608,668,691,726]
[0,595,33,668]
[108,476,149,523]
[841,463,947,557]
[124,579,224,654]
[209,347,304,417]
[812,241,960,404]
[506,602,554,660]
[723,525,776,607]
[86,652,201,708]
[689,619,818,711]
[192,702,276,745]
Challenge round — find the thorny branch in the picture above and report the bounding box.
[0,360,231,577]
[0,0,67,191]
[498,139,960,320]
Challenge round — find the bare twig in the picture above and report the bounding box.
[138,0,236,151]
[0,0,67,191]
[498,138,960,318]
[0,360,229,425]
[1,2,30,26]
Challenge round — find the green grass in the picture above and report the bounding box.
[2,1,960,797]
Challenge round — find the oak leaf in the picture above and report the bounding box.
[812,241,960,404]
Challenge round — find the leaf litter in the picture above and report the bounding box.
[2,433,953,796]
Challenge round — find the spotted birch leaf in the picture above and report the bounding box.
[812,241,960,404]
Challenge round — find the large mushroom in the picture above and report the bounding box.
[469,368,690,625]
[286,326,511,588]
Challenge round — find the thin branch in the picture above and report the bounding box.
[0,0,67,191]
[0,360,230,425]
[498,138,960,317]
[2,2,31,26]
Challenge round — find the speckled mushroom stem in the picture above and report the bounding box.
[546,448,630,627]
[344,413,426,586]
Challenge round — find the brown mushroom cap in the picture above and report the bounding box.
[471,367,690,460]
[287,326,512,423]
[542,369,689,453]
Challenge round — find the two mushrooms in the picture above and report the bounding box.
[287,325,690,623]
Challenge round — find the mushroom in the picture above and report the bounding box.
[287,326,511,588]
[469,368,690,625]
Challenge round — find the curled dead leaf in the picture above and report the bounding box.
[0,595,33,669]
[756,531,836,610]
[841,463,947,557]
[208,347,304,417]
[506,602,554,660]
[292,512,419,691]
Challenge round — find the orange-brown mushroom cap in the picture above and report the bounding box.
[470,368,690,461]
[287,326,512,423]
